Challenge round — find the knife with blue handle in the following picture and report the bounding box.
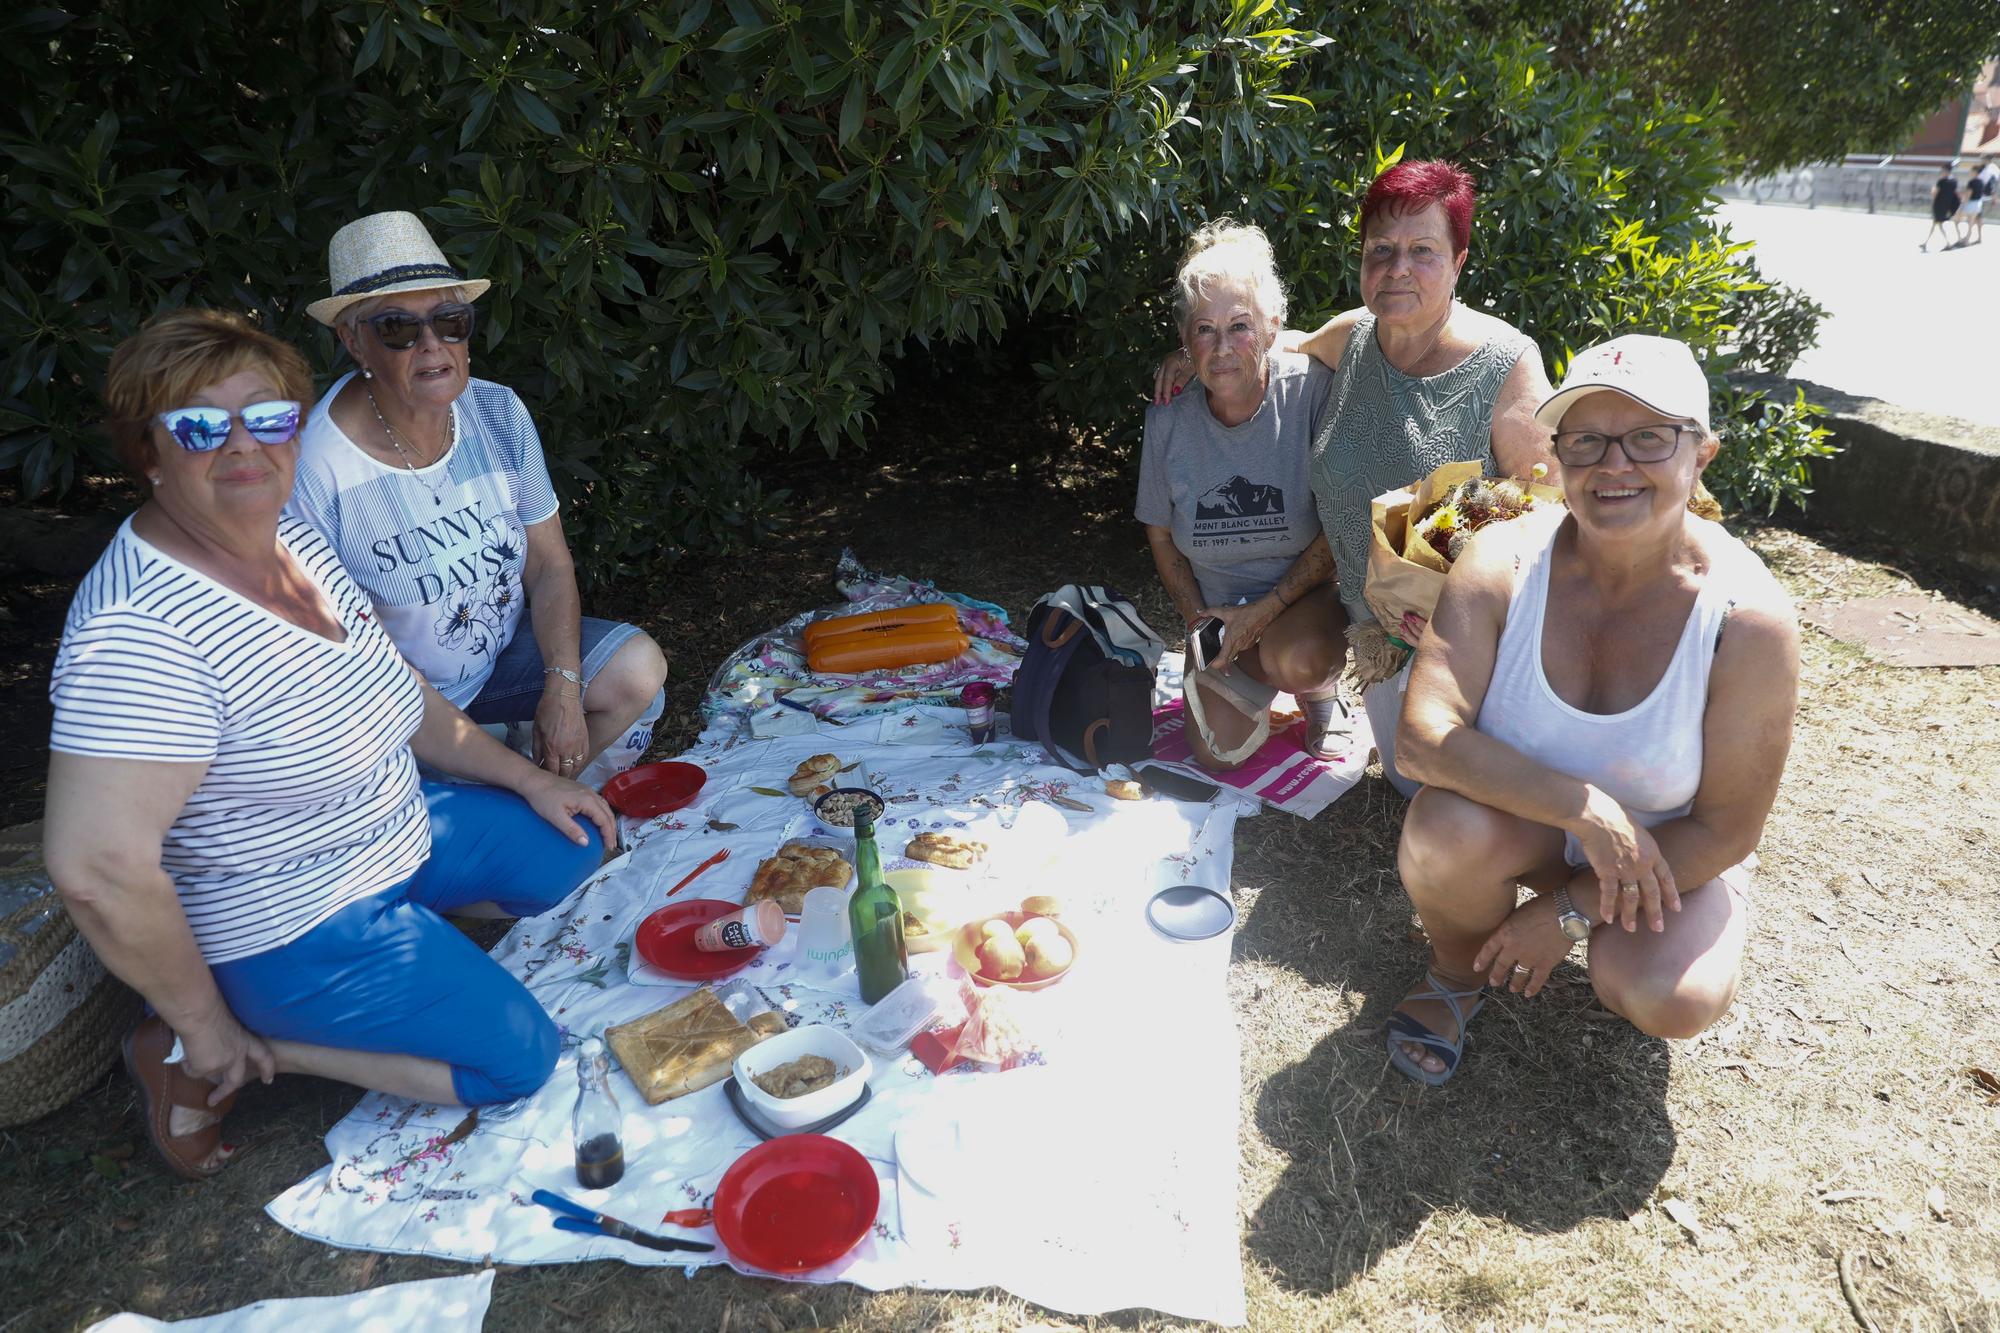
[532,1188,715,1253]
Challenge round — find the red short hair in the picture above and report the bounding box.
[102,310,314,481]
[1360,160,1476,255]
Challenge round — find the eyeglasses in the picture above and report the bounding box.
[156,401,303,452]
[361,302,475,351]
[1552,424,1694,467]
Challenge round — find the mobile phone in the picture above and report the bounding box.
[1189,617,1225,672]
[1135,763,1222,803]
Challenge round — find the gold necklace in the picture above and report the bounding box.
[367,388,455,506]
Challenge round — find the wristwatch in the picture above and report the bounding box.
[1554,885,1592,943]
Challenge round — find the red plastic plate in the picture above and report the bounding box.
[713,1134,880,1273]
[601,761,706,818]
[634,899,763,981]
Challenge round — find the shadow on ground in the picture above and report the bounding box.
[1229,780,1675,1296]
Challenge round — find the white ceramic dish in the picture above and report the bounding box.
[732,1024,872,1130]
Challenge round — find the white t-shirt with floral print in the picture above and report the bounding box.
[288,373,560,708]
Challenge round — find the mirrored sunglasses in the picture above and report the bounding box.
[363,302,475,351]
[155,401,304,452]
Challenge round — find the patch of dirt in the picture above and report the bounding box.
[2,357,1996,1331]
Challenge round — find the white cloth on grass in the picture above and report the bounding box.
[85,1269,493,1332]
[266,711,1249,1325]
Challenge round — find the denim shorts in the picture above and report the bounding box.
[463,615,642,724]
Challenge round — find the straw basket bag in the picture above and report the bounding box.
[0,854,139,1127]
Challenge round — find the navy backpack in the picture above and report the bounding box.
[1009,585,1165,772]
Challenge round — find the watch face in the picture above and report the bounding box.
[1560,913,1592,943]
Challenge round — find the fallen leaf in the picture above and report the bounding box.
[1926,1187,1949,1221]
[1817,1190,1885,1205]
[1662,1197,1705,1242]
[1858,867,1883,889]
[1970,1068,2000,1103]
[838,761,860,773]
[1808,908,1833,925]
[748,786,787,797]
[706,819,738,832]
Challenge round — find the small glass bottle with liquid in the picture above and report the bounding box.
[572,1037,625,1189]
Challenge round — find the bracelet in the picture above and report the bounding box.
[543,666,582,688]
[1274,587,1292,609]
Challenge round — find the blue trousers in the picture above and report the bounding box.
[210,783,602,1105]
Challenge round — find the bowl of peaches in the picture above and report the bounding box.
[952,896,1078,991]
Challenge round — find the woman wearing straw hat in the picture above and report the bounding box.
[291,211,667,786]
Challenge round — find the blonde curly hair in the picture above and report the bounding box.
[1172,218,1287,334]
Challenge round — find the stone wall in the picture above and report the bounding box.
[1738,374,2000,584]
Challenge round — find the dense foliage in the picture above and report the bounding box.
[3,0,1833,583]
[1473,0,2000,174]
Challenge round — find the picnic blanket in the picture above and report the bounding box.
[266,712,1249,1324]
[86,1271,494,1332]
[702,550,1027,731]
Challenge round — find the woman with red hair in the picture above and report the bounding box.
[1157,160,1553,792]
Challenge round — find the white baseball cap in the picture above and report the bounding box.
[1534,334,1710,434]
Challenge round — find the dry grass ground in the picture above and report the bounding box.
[1,362,1996,1331]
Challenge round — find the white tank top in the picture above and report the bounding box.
[1474,512,1750,826]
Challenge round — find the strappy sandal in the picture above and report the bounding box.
[1297,696,1353,762]
[1385,971,1488,1087]
[122,1015,239,1180]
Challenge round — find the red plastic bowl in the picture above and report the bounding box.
[714,1135,880,1273]
[634,899,764,982]
[601,761,705,818]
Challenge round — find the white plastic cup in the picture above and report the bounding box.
[794,885,855,986]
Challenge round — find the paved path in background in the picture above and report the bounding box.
[1717,200,1999,427]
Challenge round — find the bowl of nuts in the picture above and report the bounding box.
[812,786,886,829]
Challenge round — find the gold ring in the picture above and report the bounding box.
[1620,882,1639,895]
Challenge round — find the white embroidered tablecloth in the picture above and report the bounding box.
[266,710,1249,1324]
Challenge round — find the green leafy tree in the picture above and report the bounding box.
[1470,0,2000,173]
[1,0,1835,583]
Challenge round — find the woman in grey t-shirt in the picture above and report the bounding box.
[1156,162,1555,792]
[1136,221,1348,769]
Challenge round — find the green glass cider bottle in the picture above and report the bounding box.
[846,806,907,1004]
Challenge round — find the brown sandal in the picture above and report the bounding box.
[122,1015,239,1180]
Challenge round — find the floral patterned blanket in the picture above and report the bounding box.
[702,550,1026,732]
[265,708,1248,1324]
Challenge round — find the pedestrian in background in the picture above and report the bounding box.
[1954,166,1985,247]
[1922,167,1960,252]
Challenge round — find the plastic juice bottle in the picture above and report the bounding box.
[846,806,908,1004]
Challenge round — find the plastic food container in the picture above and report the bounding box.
[850,974,962,1057]
[732,1024,872,1131]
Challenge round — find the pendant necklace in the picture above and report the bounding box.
[368,388,455,506]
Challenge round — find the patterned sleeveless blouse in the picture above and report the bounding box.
[1309,308,1532,618]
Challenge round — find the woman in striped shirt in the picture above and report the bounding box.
[44,311,617,1180]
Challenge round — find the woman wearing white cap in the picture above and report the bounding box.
[1383,334,1798,1085]
[291,211,667,784]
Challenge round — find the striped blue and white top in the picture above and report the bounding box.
[49,516,430,964]
[287,373,561,708]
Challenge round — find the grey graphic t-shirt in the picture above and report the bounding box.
[1135,351,1333,607]
[287,373,560,707]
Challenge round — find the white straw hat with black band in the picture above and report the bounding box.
[305,211,491,327]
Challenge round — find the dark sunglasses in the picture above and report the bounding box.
[1552,424,1693,468]
[361,302,475,351]
[156,401,303,452]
